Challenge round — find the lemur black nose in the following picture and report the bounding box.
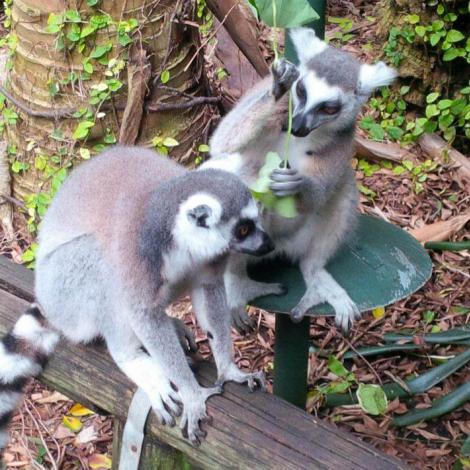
[291,116,310,138]
[256,232,275,256]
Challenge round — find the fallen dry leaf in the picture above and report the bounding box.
[89,453,112,469]
[408,210,470,243]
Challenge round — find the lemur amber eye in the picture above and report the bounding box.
[238,225,250,238]
[320,103,340,115]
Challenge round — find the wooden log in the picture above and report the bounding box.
[418,133,470,190]
[0,258,409,469]
[354,136,415,163]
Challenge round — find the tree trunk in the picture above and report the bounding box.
[3,0,214,206]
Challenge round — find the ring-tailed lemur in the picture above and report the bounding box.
[203,28,397,332]
[0,146,272,450]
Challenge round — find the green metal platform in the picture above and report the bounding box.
[248,214,433,407]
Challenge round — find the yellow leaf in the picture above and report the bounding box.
[89,454,112,469]
[63,415,83,433]
[372,307,385,319]
[70,403,94,417]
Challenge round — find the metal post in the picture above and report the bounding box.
[272,0,326,408]
[273,314,310,407]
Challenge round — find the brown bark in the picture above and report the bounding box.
[118,46,151,145]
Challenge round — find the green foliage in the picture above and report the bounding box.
[250,152,298,218]
[360,82,470,148]
[328,16,356,43]
[152,136,180,155]
[249,0,319,28]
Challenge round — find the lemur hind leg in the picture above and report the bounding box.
[225,255,286,332]
[291,267,361,332]
[191,282,266,391]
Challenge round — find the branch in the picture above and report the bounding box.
[0,83,219,119]
[206,0,269,77]
[0,84,76,119]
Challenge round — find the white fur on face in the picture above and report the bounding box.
[293,71,342,114]
[168,193,229,283]
[290,27,327,64]
[240,199,258,220]
[358,62,397,96]
[13,314,59,355]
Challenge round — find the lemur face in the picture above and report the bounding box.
[289,28,397,137]
[228,200,274,256]
[174,185,273,261]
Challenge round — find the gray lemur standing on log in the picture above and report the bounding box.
[0,146,272,450]
[203,28,397,331]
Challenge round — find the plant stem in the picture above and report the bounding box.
[284,92,293,168]
[272,0,279,62]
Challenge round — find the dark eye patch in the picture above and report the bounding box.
[317,101,341,115]
[295,80,307,104]
[234,219,255,240]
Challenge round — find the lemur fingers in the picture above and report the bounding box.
[270,168,304,196]
[231,307,254,333]
[272,58,299,100]
[215,363,266,392]
[269,170,304,196]
[180,386,221,446]
[171,317,197,353]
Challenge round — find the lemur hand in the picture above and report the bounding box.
[215,363,266,392]
[272,58,299,101]
[269,167,304,196]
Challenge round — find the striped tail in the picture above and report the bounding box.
[0,304,59,452]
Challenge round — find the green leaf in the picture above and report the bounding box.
[82,59,93,74]
[415,26,426,37]
[443,48,460,61]
[252,0,319,28]
[87,0,100,5]
[438,99,453,110]
[357,384,388,416]
[328,356,349,378]
[90,44,112,59]
[198,144,210,153]
[368,123,385,141]
[386,126,404,140]
[425,104,439,118]
[426,92,439,103]
[162,137,179,147]
[392,165,406,175]
[79,148,91,160]
[429,33,441,46]
[80,25,96,39]
[406,14,420,24]
[446,30,465,43]
[161,70,170,84]
[65,10,81,23]
[400,85,410,95]
[72,120,94,140]
[274,196,298,218]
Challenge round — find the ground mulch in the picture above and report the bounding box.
[1,3,469,469]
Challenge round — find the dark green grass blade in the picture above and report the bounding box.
[325,347,470,407]
[393,381,470,427]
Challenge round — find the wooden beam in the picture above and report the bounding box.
[0,258,409,469]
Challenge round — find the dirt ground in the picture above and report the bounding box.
[1,2,469,470]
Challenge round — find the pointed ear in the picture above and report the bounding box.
[289,27,327,64]
[187,204,212,228]
[357,62,397,98]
